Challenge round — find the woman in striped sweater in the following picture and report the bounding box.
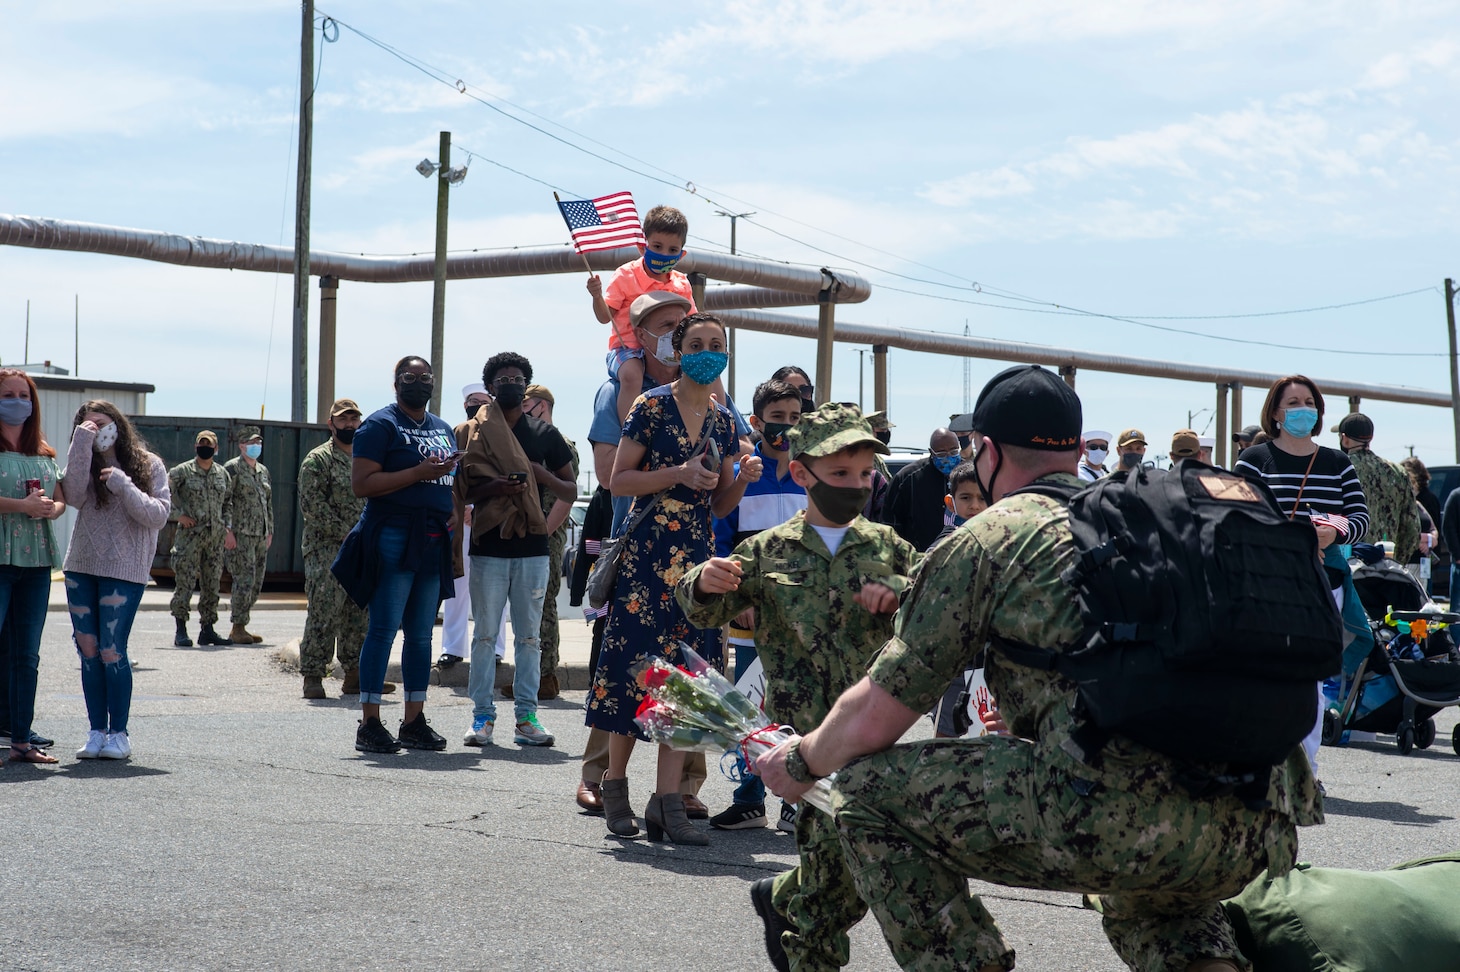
[1234,374,1369,775]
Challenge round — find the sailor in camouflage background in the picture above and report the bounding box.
[758,366,1322,972]
[168,429,232,648]
[297,399,374,699]
[223,425,273,645]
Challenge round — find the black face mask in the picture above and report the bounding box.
[493,384,525,410]
[334,427,356,445]
[196,445,216,460]
[1119,452,1141,469]
[805,468,871,525]
[465,403,482,420]
[759,422,794,451]
[398,381,433,410]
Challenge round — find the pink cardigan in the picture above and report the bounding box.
[62,425,171,586]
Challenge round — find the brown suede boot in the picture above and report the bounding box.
[302,676,326,699]
[230,624,264,644]
[341,669,395,695]
[539,671,560,701]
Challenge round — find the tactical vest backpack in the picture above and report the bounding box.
[998,463,1344,772]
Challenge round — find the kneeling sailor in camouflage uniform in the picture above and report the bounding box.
[758,366,1322,972]
[678,403,919,972]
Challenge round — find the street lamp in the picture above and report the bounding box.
[416,132,468,412]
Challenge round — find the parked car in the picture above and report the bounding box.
[561,496,590,578]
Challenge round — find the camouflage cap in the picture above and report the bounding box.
[330,397,362,418]
[864,410,895,432]
[524,383,555,406]
[195,430,218,446]
[238,425,263,442]
[788,403,889,461]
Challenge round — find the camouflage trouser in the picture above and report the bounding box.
[171,527,226,625]
[538,528,565,676]
[299,550,367,677]
[833,737,1299,972]
[227,533,269,626]
[771,799,868,972]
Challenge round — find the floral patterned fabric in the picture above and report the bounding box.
[585,385,736,738]
[0,450,62,569]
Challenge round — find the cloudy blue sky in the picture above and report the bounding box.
[3,1,1458,471]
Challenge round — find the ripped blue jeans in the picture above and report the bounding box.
[65,572,144,734]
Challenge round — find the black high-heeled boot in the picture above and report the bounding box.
[645,793,709,845]
[601,775,639,837]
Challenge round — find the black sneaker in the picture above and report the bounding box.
[777,801,798,834]
[397,712,448,751]
[355,717,401,754]
[710,802,768,830]
[750,877,793,972]
[27,730,54,749]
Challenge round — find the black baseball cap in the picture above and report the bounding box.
[969,365,1082,450]
[1332,412,1374,439]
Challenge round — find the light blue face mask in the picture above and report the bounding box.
[0,398,33,426]
[244,443,263,459]
[1281,407,1318,438]
[933,454,961,476]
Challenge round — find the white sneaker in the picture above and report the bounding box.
[98,731,131,760]
[77,730,107,759]
[462,714,494,747]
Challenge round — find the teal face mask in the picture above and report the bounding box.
[1280,407,1318,438]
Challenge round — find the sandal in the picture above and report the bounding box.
[9,745,58,764]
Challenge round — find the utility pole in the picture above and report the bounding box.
[24,299,29,363]
[962,321,971,411]
[716,210,753,401]
[858,349,865,410]
[429,130,451,414]
[290,0,314,423]
[74,294,78,376]
[1447,278,1459,462]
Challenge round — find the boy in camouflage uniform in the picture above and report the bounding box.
[677,403,919,972]
[169,430,232,647]
[757,367,1322,972]
[224,425,273,645]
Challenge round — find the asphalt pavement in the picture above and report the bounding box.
[3,592,1460,972]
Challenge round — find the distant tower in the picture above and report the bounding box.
[962,321,972,411]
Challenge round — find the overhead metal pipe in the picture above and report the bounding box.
[0,214,871,300]
[716,308,1453,409]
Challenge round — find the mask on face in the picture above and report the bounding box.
[679,350,729,386]
[643,247,682,275]
[92,422,119,453]
[1119,452,1141,469]
[244,443,262,459]
[0,398,33,426]
[1085,448,1108,465]
[932,454,961,476]
[398,381,433,410]
[1281,406,1318,438]
[759,422,793,452]
[875,429,892,445]
[493,384,525,410]
[334,427,356,445]
[805,468,871,525]
[465,402,482,420]
[638,328,679,366]
[196,445,216,460]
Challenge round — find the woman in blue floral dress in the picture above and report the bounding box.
[588,314,761,843]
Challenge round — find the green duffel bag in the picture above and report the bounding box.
[1224,854,1460,971]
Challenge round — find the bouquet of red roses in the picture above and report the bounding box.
[634,644,834,815]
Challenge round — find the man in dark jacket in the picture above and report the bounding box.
[885,427,960,552]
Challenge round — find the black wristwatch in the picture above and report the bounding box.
[784,737,823,784]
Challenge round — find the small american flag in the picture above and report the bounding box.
[557,192,645,253]
[1309,510,1350,536]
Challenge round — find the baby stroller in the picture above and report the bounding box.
[1321,554,1460,756]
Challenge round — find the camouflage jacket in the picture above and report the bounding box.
[869,472,1322,824]
[224,456,274,537]
[538,436,581,535]
[1348,447,1419,563]
[298,440,364,560]
[676,511,920,733]
[167,458,231,533]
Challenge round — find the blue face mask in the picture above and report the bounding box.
[680,350,728,386]
[644,247,682,275]
[244,443,263,459]
[933,454,960,476]
[0,398,33,426]
[1281,406,1318,438]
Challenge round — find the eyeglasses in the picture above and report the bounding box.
[397,373,434,385]
[492,375,528,387]
[931,447,962,459]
